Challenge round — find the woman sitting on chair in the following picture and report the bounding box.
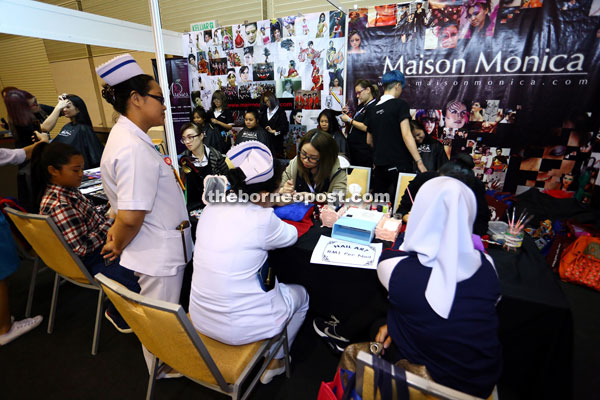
[376,176,502,398]
[178,122,229,211]
[279,129,347,199]
[189,141,309,384]
[31,142,140,333]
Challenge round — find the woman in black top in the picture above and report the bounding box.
[259,91,289,159]
[51,95,104,170]
[341,79,378,167]
[178,122,229,211]
[191,106,225,153]
[209,90,234,151]
[317,109,348,160]
[410,119,447,172]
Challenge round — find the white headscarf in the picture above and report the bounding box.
[400,176,482,319]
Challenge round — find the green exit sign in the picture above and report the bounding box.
[190,20,216,32]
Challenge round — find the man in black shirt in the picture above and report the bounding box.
[364,70,426,202]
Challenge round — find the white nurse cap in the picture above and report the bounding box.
[226,141,274,184]
[96,54,145,86]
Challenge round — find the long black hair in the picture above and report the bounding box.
[66,95,92,127]
[101,74,155,115]
[31,142,82,207]
[317,109,342,135]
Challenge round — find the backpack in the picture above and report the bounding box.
[0,197,31,252]
[559,236,600,291]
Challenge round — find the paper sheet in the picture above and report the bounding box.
[310,235,383,270]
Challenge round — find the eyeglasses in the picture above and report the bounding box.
[299,150,320,163]
[180,134,201,144]
[147,93,165,105]
[355,88,365,97]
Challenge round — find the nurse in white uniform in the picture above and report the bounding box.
[189,141,309,384]
[96,54,193,372]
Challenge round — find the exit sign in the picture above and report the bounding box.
[190,20,216,32]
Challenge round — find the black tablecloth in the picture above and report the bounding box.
[489,236,572,400]
[271,227,572,400]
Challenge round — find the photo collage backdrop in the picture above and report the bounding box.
[183,11,347,157]
[346,1,600,205]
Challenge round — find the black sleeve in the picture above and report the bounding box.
[40,104,54,115]
[222,109,234,124]
[363,108,371,128]
[396,99,411,124]
[277,109,289,136]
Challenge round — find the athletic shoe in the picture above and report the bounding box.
[104,309,132,334]
[156,363,183,379]
[0,315,43,346]
[313,315,350,354]
[260,356,290,384]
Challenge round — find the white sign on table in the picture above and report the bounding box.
[310,235,383,270]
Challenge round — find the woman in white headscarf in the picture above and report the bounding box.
[376,176,501,398]
[189,141,309,384]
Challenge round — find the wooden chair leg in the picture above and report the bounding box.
[25,256,40,318]
[47,273,60,334]
[91,290,104,356]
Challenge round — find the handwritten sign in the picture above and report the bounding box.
[310,235,383,270]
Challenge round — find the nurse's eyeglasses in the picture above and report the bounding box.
[147,94,165,105]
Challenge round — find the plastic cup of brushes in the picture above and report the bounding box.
[503,230,524,251]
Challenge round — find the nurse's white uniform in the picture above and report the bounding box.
[189,202,309,358]
[101,115,193,367]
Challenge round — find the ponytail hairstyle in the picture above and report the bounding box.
[354,79,379,100]
[31,142,82,207]
[101,74,155,115]
[66,95,93,127]
[3,89,35,127]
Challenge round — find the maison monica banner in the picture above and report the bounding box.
[346,1,600,198]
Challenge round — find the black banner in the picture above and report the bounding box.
[347,1,600,201]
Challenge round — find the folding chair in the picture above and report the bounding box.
[95,273,291,400]
[4,207,105,355]
[346,165,372,199]
[393,173,417,212]
[356,351,495,400]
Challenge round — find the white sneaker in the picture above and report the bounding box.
[156,363,183,380]
[260,356,290,384]
[0,315,43,346]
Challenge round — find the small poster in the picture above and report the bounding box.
[310,235,383,269]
